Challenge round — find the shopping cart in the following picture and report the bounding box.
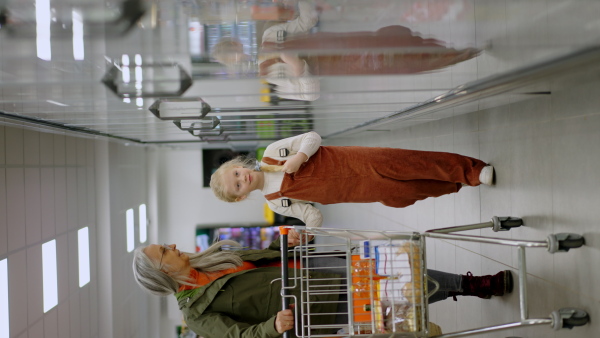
[278,216,590,338]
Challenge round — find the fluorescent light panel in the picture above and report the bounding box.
[78,227,90,287]
[36,0,52,60]
[121,55,131,83]
[135,65,143,93]
[126,209,135,252]
[135,66,143,82]
[42,240,58,312]
[0,259,8,338]
[139,204,147,243]
[72,10,85,60]
[122,67,131,84]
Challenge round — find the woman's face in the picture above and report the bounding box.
[144,244,190,275]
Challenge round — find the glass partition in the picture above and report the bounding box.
[1,0,600,144]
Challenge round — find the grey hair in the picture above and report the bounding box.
[132,240,243,297]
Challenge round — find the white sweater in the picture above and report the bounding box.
[260,1,320,101]
[260,131,323,227]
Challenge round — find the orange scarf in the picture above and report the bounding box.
[178,262,257,292]
[178,259,301,292]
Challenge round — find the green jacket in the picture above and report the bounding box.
[175,241,342,338]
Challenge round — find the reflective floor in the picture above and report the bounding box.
[1,1,600,338]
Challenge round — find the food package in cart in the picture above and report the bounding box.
[382,302,423,333]
[358,240,377,259]
[375,245,412,279]
[359,240,424,300]
[359,240,418,277]
[357,241,406,302]
[354,240,426,333]
[356,240,425,333]
[378,277,408,303]
[398,241,423,285]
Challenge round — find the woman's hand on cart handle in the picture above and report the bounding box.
[275,306,295,333]
[288,229,314,247]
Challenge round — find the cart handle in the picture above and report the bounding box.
[280,226,291,338]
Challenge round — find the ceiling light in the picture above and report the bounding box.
[148,97,211,120]
[42,240,58,312]
[139,204,147,243]
[0,258,8,337]
[78,228,90,287]
[126,209,134,252]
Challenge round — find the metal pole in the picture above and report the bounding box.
[426,221,494,234]
[424,233,549,248]
[280,226,291,338]
[430,319,553,338]
[344,238,354,335]
[518,246,529,321]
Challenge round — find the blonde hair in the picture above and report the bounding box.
[212,37,246,65]
[132,240,243,297]
[210,156,284,202]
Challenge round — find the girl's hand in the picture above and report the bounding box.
[288,229,314,247]
[275,308,295,333]
[282,152,308,173]
[279,53,305,76]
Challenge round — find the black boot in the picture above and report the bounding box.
[449,270,513,301]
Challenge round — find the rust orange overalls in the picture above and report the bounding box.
[263,146,486,208]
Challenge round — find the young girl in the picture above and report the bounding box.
[212,1,480,101]
[210,131,493,228]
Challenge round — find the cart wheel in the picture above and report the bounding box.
[492,216,523,232]
[559,234,585,250]
[559,308,590,329]
[547,233,585,253]
[500,217,523,229]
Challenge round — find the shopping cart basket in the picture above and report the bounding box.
[278,216,589,338]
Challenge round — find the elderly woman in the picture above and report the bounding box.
[133,235,345,338]
[132,234,512,338]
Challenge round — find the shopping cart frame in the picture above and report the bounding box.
[279,216,589,338]
[280,226,436,338]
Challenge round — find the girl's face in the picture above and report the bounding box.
[223,166,263,201]
[144,244,190,275]
[216,41,248,65]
